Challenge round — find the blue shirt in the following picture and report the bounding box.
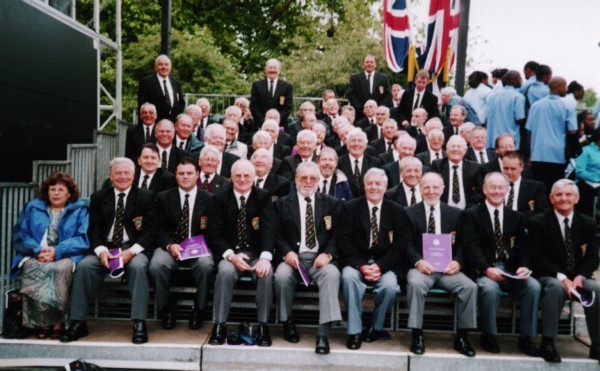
[526,95,577,164]
[576,142,600,183]
[524,81,549,107]
[485,86,526,149]
[519,76,537,94]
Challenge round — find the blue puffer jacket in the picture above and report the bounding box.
[11,198,90,279]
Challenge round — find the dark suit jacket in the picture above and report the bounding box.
[280,154,317,180]
[355,117,377,131]
[370,138,394,155]
[238,118,257,145]
[415,150,446,167]
[431,158,484,207]
[383,161,401,188]
[482,158,534,180]
[125,124,156,161]
[337,198,412,272]
[134,168,176,193]
[528,210,599,279]
[365,125,383,143]
[278,132,294,148]
[273,193,340,262]
[465,147,498,164]
[378,151,396,165]
[516,179,548,216]
[247,143,290,161]
[260,173,290,200]
[250,78,294,126]
[393,88,440,125]
[206,187,277,260]
[219,152,240,178]
[137,75,185,122]
[384,184,409,207]
[158,145,188,174]
[415,136,428,154]
[88,187,157,257]
[461,204,529,277]
[337,154,384,197]
[405,202,463,267]
[347,71,392,115]
[442,126,461,146]
[155,187,213,248]
[198,173,231,194]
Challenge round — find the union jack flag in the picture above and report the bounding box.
[383,0,411,73]
[422,0,461,74]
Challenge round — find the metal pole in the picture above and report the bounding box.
[160,0,172,56]
[116,0,122,120]
[455,0,470,96]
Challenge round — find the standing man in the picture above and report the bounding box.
[137,55,185,122]
[404,172,477,357]
[461,172,541,356]
[61,158,157,344]
[274,162,342,354]
[250,58,294,127]
[338,169,410,350]
[347,55,392,121]
[126,103,158,161]
[526,77,578,195]
[207,160,277,347]
[393,70,440,127]
[528,179,600,363]
[485,70,526,150]
[149,159,214,331]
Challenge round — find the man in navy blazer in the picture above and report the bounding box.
[250,58,293,127]
[393,70,440,127]
[337,128,383,198]
[273,162,342,354]
[125,103,158,161]
[347,55,392,121]
[137,55,185,122]
[528,179,600,363]
[338,168,410,350]
[134,143,176,193]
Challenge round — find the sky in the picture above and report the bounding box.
[403,0,600,93]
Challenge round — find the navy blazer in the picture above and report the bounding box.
[431,158,484,207]
[337,154,383,197]
[137,75,185,122]
[134,168,176,194]
[250,78,294,126]
[125,123,156,161]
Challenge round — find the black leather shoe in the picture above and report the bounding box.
[540,339,561,363]
[132,320,148,344]
[161,308,176,330]
[346,333,362,350]
[589,344,600,361]
[208,323,227,345]
[60,321,88,343]
[362,326,379,342]
[453,334,475,357]
[480,333,500,353]
[410,333,425,355]
[315,336,330,354]
[256,323,272,347]
[188,309,203,330]
[518,335,539,357]
[283,319,299,343]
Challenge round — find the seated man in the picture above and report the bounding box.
[207,159,277,346]
[461,172,541,356]
[201,123,240,178]
[317,147,353,203]
[155,119,188,174]
[528,179,600,363]
[337,168,410,350]
[125,102,157,162]
[379,131,412,165]
[174,114,203,156]
[384,156,423,206]
[134,143,176,193]
[61,158,157,344]
[404,172,477,356]
[251,148,290,200]
[415,128,445,166]
[223,114,248,160]
[274,162,342,354]
[280,130,318,179]
[465,126,498,164]
[501,151,548,217]
[338,128,384,198]
[197,145,231,193]
[149,158,214,331]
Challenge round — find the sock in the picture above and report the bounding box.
[317,322,330,337]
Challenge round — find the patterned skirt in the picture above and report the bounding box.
[19,258,74,328]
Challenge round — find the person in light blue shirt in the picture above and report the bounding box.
[519,61,539,94]
[463,71,492,124]
[485,71,526,149]
[526,77,578,195]
[523,65,552,108]
[575,127,600,216]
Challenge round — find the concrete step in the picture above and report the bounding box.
[0,321,597,370]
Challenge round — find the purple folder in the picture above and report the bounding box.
[298,262,312,287]
[422,234,452,273]
[571,287,596,308]
[179,235,212,261]
[109,248,124,278]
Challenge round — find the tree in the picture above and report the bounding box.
[581,88,598,112]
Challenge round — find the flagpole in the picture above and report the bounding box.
[455,0,470,96]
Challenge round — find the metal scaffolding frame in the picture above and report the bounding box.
[28,0,122,131]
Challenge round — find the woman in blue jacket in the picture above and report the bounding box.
[12,172,89,339]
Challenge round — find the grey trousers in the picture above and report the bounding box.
[539,276,600,343]
[70,253,149,321]
[148,248,214,311]
[477,274,541,337]
[274,252,342,325]
[213,255,273,323]
[342,267,400,335]
[406,269,477,330]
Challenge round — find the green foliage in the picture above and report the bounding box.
[581,88,598,112]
